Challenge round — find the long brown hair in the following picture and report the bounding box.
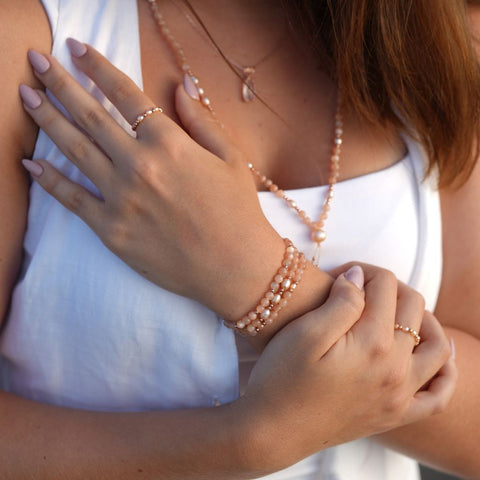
[285,0,480,187]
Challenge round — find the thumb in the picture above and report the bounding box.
[175,74,235,161]
[277,266,366,358]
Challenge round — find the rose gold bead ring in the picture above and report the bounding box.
[131,106,163,131]
[394,323,421,346]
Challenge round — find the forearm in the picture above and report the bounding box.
[0,391,273,479]
[374,327,480,477]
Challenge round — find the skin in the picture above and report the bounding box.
[0,0,471,477]
[0,0,42,325]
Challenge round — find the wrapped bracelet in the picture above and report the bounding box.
[226,239,306,336]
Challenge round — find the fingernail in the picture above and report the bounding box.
[19,84,42,109]
[27,50,51,74]
[450,338,456,360]
[22,159,43,177]
[66,38,87,58]
[344,265,364,290]
[183,74,199,100]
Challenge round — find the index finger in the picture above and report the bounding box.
[28,49,132,162]
[66,39,177,140]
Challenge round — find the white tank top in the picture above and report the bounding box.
[0,1,442,479]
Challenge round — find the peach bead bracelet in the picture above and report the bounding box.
[225,239,306,336]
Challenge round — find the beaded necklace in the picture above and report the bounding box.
[145,0,343,266]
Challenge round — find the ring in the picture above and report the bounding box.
[131,107,163,131]
[394,323,421,346]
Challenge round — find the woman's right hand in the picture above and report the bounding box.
[238,265,456,470]
[20,43,290,322]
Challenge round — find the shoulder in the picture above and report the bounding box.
[0,0,51,157]
[0,0,52,47]
[0,0,52,324]
[0,0,52,72]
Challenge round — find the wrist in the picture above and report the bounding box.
[192,226,334,350]
[224,240,307,336]
[225,396,289,477]
[241,258,334,350]
[196,229,287,320]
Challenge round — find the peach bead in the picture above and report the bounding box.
[271,282,280,292]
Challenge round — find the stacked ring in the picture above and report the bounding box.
[131,106,163,131]
[394,323,421,346]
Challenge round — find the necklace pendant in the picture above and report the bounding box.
[241,67,255,102]
[312,242,322,267]
[311,229,327,244]
[311,229,326,267]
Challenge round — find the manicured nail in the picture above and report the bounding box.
[183,74,199,100]
[19,84,42,109]
[22,159,44,177]
[450,338,456,360]
[344,265,365,290]
[27,50,50,74]
[66,38,87,58]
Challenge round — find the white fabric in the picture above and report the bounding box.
[0,1,442,479]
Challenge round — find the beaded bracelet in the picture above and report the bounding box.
[225,239,307,336]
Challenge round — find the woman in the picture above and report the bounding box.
[0,0,478,478]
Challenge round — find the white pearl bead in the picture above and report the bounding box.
[312,229,327,243]
[261,309,271,320]
[273,294,282,304]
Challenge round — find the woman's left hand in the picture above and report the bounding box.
[19,40,289,319]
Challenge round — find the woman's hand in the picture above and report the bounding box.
[19,40,287,320]
[241,264,456,470]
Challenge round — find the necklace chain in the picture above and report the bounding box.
[145,0,343,266]
[174,0,286,102]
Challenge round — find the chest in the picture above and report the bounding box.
[136,0,405,191]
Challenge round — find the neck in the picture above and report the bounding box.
[174,0,287,60]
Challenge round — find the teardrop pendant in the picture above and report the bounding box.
[241,67,255,102]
